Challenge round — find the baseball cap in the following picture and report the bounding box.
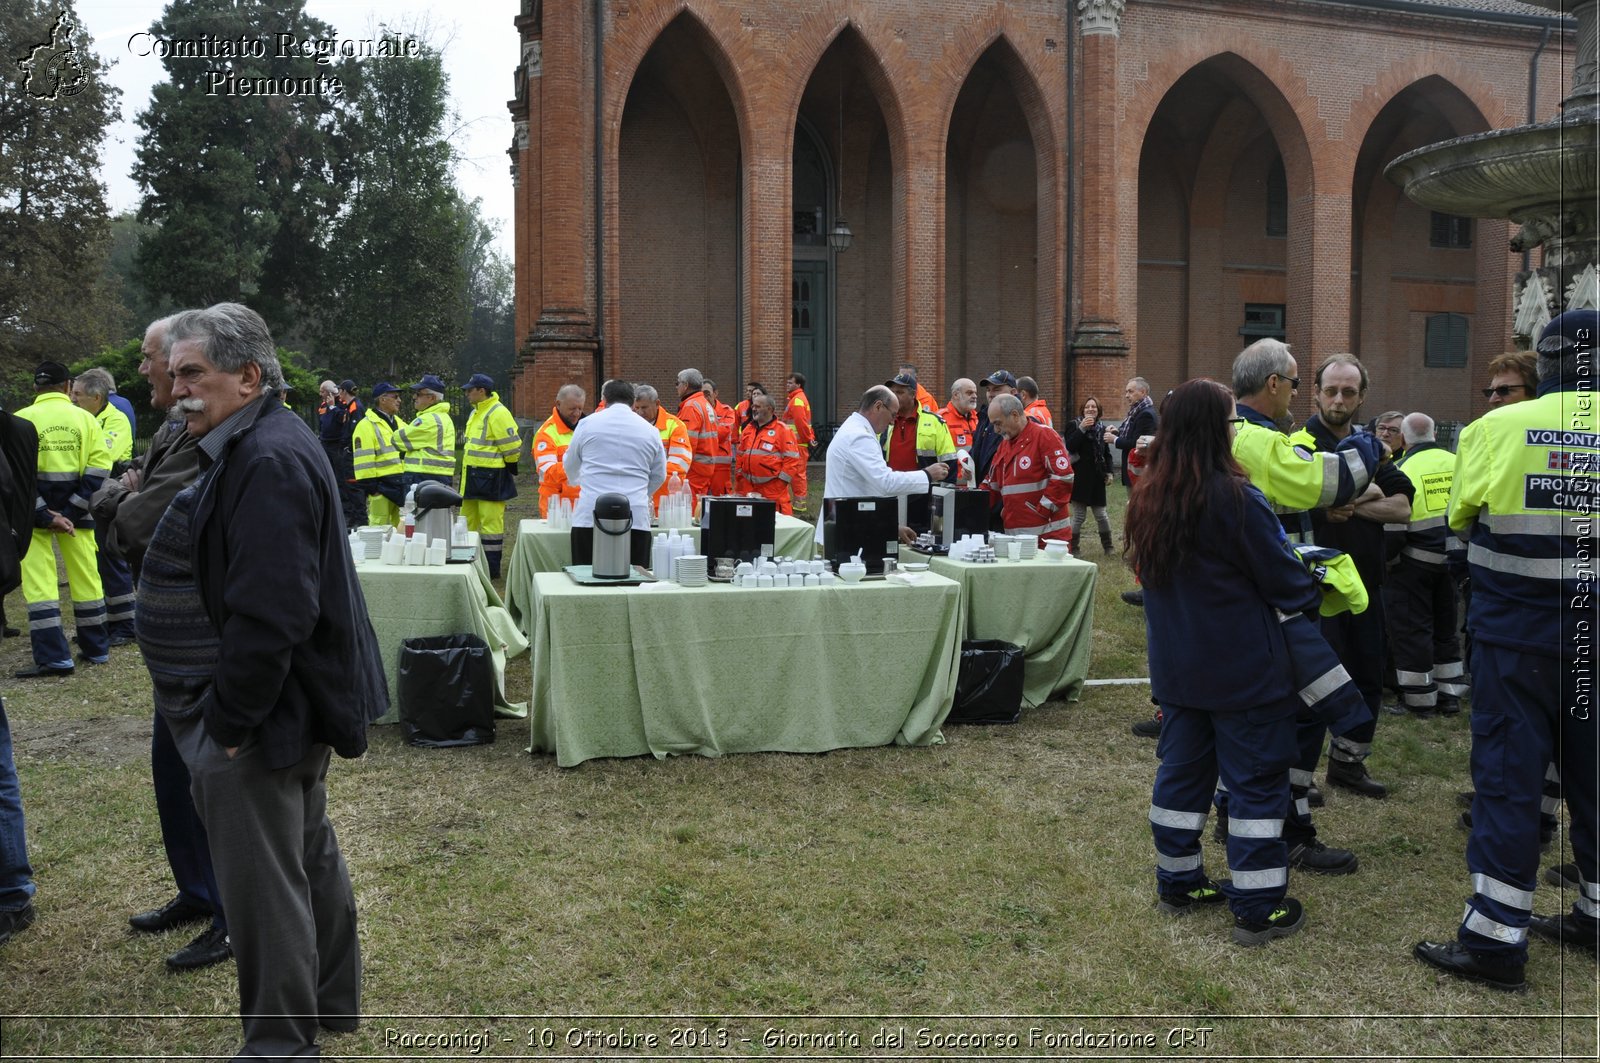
[885,372,918,388]
[371,381,400,398]
[1537,309,1600,357]
[411,374,447,393]
[33,361,69,386]
[981,370,1018,388]
[338,379,357,393]
[462,372,495,391]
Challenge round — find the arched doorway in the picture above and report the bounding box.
[791,116,834,424]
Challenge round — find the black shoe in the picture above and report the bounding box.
[1459,810,1473,831]
[1213,810,1229,844]
[1289,840,1359,875]
[1130,712,1161,738]
[1456,791,1475,809]
[1327,759,1388,800]
[165,925,231,971]
[1100,533,1114,554]
[1529,912,1599,955]
[1159,878,1228,916]
[1120,589,1144,607]
[1407,705,1437,719]
[1545,863,1581,891]
[108,633,137,647]
[1413,940,1526,992]
[0,902,34,947]
[129,896,211,934]
[13,664,74,679]
[1381,699,1407,716]
[1437,696,1461,716]
[1306,783,1324,809]
[1233,897,1305,946]
[1,625,19,638]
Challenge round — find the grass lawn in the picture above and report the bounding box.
[0,474,1594,1059]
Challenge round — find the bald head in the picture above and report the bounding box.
[1401,412,1435,446]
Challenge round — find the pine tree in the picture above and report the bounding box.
[0,1,122,373]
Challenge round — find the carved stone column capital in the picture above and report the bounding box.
[1078,0,1126,37]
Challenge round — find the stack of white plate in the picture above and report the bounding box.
[357,526,390,559]
[676,554,709,587]
[1018,537,1038,560]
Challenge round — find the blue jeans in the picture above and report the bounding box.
[0,697,35,911]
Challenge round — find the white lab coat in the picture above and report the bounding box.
[815,411,932,542]
[563,402,667,529]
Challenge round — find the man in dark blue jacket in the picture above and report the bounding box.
[158,302,387,1057]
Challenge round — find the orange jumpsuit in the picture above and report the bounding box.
[782,386,815,512]
[735,418,803,515]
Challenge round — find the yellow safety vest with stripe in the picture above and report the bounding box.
[16,391,112,524]
[351,408,404,482]
[394,400,456,479]
[96,401,134,465]
[460,393,521,487]
[1447,388,1598,657]
[1387,443,1455,568]
[881,409,958,471]
[1232,416,1373,523]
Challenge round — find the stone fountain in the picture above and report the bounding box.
[1385,0,1598,345]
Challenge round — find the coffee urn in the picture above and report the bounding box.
[592,493,634,579]
[413,480,464,547]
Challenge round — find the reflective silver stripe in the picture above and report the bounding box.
[1215,780,1230,793]
[1582,877,1600,901]
[1228,817,1283,839]
[1299,664,1351,706]
[1384,522,1408,534]
[28,615,61,631]
[1149,805,1208,830]
[1294,797,1311,817]
[84,466,110,479]
[1463,904,1527,944]
[352,447,379,457]
[1546,763,1564,785]
[1331,735,1370,758]
[1403,689,1438,708]
[1437,680,1469,696]
[105,593,135,605]
[1316,452,1342,507]
[1275,609,1302,623]
[1541,795,1563,815]
[1473,873,1535,910]
[67,494,90,510]
[1435,660,1466,680]
[1289,768,1315,787]
[1009,516,1073,536]
[37,470,78,481]
[1410,515,1448,531]
[1578,894,1600,918]
[1231,866,1288,890]
[1156,852,1203,872]
[1468,542,1582,580]
[1396,669,1431,686]
[1402,545,1448,565]
[705,456,733,464]
[1001,480,1048,495]
[1343,447,1368,493]
[1483,512,1591,537]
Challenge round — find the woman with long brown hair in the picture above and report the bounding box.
[1125,378,1322,946]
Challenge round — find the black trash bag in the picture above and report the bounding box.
[949,639,1025,725]
[398,634,496,747]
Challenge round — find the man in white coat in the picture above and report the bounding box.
[564,379,667,567]
[818,385,949,546]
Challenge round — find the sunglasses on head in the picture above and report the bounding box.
[1480,384,1530,398]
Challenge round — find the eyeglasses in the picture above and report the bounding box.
[1272,373,1300,390]
[1481,384,1530,399]
[1226,417,1245,426]
[1374,425,1401,435]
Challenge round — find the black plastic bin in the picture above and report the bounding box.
[948,639,1025,725]
[398,634,496,747]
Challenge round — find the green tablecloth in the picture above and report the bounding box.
[907,552,1098,706]
[355,559,530,723]
[505,515,818,636]
[527,572,966,766]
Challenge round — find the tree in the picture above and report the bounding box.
[0,1,122,374]
[316,35,467,385]
[453,201,515,383]
[131,0,352,337]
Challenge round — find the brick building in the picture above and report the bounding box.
[506,0,1573,435]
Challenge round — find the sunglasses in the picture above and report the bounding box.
[1480,384,1530,398]
[1272,372,1300,390]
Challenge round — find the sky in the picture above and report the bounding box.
[71,0,519,257]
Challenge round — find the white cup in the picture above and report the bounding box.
[1008,540,1022,562]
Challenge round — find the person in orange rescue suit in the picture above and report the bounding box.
[1017,375,1054,429]
[675,368,719,505]
[734,381,763,430]
[896,363,939,414]
[942,378,979,454]
[532,384,585,519]
[701,379,736,496]
[782,373,815,515]
[632,384,691,514]
[734,391,803,515]
[981,392,1074,547]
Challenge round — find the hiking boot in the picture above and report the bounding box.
[1545,863,1581,891]
[1131,711,1162,739]
[1288,840,1358,875]
[1159,879,1228,916]
[1327,758,1388,799]
[1233,897,1305,946]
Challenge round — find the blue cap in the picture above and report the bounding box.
[886,372,918,388]
[411,374,446,393]
[981,370,1018,388]
[371,381,399,398]
[462,372,495,391]
[1537,309,1600,357]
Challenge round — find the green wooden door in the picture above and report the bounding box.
[791,260,830,425]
